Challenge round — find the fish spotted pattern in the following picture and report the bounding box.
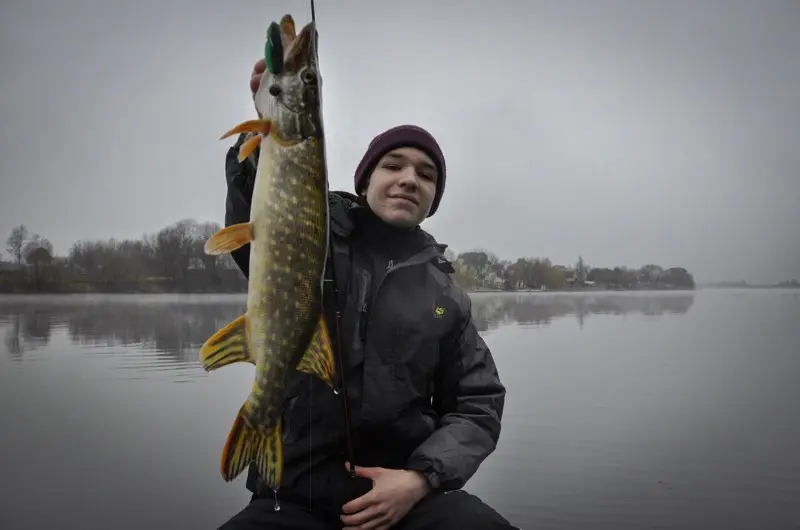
[198,13,335,493]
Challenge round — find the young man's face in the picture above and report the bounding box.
[363,147,438,228]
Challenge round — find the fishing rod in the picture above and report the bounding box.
[308,0,358,491]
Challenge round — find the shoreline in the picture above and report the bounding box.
[0,286,707,296]
[2,284,796,297]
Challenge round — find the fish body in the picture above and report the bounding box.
[199,14,335,490]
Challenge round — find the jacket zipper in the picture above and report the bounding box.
[360,246,441,345]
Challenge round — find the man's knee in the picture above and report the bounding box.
[401,490,518,530]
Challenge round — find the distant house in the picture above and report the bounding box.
[483,271,505,290]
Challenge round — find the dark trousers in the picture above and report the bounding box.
[217,489,519,530]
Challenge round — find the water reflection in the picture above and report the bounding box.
[0,292,694,362]
[470,291,695,332]
[2,311,52,361]
[0,295,246,370]
[1,290,797,530]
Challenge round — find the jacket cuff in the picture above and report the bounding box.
[406,460,442,491]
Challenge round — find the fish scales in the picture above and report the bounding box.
[197,13,336,493]
[245,136,327,428]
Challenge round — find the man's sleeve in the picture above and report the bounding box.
[224,133,259,278]
[406,292,506,491]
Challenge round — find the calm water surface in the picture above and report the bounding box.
[1,290,798,529]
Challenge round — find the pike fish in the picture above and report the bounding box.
[199,14,335,491]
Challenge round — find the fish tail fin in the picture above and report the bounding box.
[296,313,336,389]
[220,407,284,489]
[199,314,254,371]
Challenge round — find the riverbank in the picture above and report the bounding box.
[0,285,704,296]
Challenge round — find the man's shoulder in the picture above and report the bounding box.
[327,190,359,236]
[328,190,359,210]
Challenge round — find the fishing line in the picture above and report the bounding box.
[290,0,357,515]
[308,0,359,504]
[308,0,314,515]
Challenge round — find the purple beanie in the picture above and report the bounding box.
[353,124,447,217]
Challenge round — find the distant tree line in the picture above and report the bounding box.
[1,222,246,294]
[447,251,695,291]
[701,279,800,289]
[1,222,699,294]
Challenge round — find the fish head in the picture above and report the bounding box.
[254,15,323,143]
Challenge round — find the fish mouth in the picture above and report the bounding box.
[284,20,317,73]
[260,18,322,140]
[269,88,321,141]
[275,100,304,115]
[274,89,315,115]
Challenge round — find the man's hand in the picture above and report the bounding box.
[340,462,430,530]
[250,58,266,96]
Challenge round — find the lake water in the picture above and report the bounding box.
[0,290,798,529]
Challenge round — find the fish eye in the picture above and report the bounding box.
[300,67,317,85]
[265,22,284,75]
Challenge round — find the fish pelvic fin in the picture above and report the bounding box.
[296,314,336,389]
[221,408,284,489]
[204,223,254,255]
[219,119,271,140]
[199,314,253,371]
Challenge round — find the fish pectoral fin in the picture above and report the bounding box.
[204,223,254,255]
[219,119,271,140]
[199,314,254,371]
[221,409,284,489]
[237,134,262,162]
[296,314,337,389]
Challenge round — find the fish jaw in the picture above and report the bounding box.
[254,18,323,145]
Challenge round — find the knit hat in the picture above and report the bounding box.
[353,124,447,217]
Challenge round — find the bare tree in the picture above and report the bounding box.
[6,225,28,264]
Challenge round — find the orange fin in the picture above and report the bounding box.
[220,409,284,489]
[220,119,271,140]
[204,223,254,255]
[296,314,336,388]
[237,135,262,162]
[199,314,253,371]
[280,15,296,49]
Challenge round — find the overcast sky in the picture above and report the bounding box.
[1,0,797,284]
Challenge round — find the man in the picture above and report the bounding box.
[217,58,515,530]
